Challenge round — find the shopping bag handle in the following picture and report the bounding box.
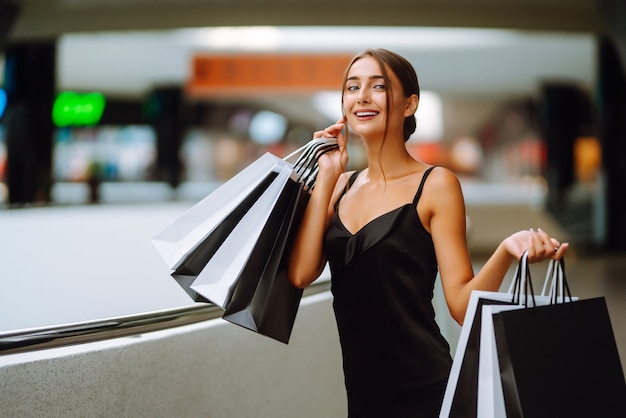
[508,251,537,308]
[300,145,340,189]
[294,140,338,174]
[540,257,573,304]
[287,138,339,189]
[284,137,338,164]
[507,251,528,298]
[507,251,572,307]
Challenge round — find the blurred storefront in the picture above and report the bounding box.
[0,28,625,251]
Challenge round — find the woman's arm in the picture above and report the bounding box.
[287,121,348,288]
[425,168,569,324]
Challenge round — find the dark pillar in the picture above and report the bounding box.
[597,36,626,251]
[0,1,21,52]
[539,83,590,218]
[144,86,185,188]
[4,40,56,205]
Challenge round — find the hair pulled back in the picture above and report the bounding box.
[341,48,420,142]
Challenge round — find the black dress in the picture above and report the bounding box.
[324,167,452,418]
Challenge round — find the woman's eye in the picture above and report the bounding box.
[373,83,386,90]
[346,85,359,92]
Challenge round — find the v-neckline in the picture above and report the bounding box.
[334,166,436,237]
[337,204,410,237]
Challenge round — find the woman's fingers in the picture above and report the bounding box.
[554,242,569,259]
[313,121,349,176]
[526,229,542,261]
[314,121,345,140]
[527,228,568,261]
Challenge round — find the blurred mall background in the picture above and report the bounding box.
[0,0,625,350]
[1,2,625,416]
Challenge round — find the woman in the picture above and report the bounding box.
[287,48,568,417]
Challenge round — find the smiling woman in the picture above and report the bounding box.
[0,26,595,338]
[286,48,569,418]
[0,25,594,340]
[0,2,621,413]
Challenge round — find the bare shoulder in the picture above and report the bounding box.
[329,170,357,205]
[418,167,466,234]
[334,170,356,192]
[421,166,465,211]
[425,166,462,191]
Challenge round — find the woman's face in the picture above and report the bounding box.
[342,55,414,141]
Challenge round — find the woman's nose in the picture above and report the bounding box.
[357,89,369,104]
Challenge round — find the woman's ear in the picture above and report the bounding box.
[404,94,419,117]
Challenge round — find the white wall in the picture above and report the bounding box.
[0,292,347,418]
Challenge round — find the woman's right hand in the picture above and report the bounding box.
[288,119,349,288]
[313,119,348,179]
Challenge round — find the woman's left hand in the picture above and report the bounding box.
[503,228,569,263]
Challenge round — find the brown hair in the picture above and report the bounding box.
[341,48,420,142]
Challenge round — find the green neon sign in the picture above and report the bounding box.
[52,92,106,127]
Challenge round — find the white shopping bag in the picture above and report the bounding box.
[189,165,294,308]
[152,137,339,306]
[152,152,286,271]
[476,258,578,418]
[152,137,338,273]
[440,255,530,418]
[439,290,517,418]
[440,253,571,418]
[477,304,523,418]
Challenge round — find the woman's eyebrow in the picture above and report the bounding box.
[346,74,385,81]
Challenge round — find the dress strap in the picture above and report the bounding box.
[334,171,359,210]
[412,166,436,206]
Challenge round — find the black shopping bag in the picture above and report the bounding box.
[218,140,337,343]
[153,138,336,307]
[442,252,559,418]
[171,171,279,302]
[492,259,626,418]
[475,256,582,418]
[173,171,278,277]
[152,152,286,272]
[163,138,337,343]
[222,177,309,343]
[215,140,336,343]
[190,165,294,309]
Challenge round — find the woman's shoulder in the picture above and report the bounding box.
[329,170,358,205]
[337,170,358,188]
[422,166,464,204]
[425,165,461,187]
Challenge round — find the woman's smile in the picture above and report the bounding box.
[354,110,379,119]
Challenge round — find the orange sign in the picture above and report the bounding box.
[186,53,353,96]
